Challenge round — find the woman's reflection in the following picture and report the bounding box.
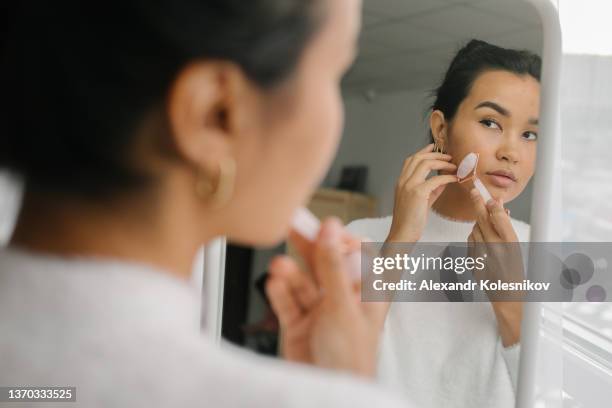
[347,39,541,408]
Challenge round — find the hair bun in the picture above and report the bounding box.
[463,39,489,51]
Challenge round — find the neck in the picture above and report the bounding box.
[431,181,478,222]
[10,188,212,280]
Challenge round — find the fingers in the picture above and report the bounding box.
[468,224,486,256]
[402,154,453,184]
[469,188,498,239]
[486,199,518,242]
[269,255,320,310]
[313,217,352,302]
[470,187,489,217]
[290,222,361,271]
[417,174,459,198]
[288,229,316,271]
[419,143,436,154]
[341,234,362,253]
[409,159,457,184]
[471,223,484,242]
[405,151,453,170]
[266,255,324,330]
[266,277,302,328]
[468,224,489,280]
[398,144,453,186]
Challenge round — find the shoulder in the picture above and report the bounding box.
[510,217,531,241]
[137,337,409,408]
[24,329,407,407]
[346,216,393,241]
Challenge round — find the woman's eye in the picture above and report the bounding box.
[480,119,501,130]
[523,131,538,141]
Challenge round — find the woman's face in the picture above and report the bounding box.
[225,0,361,245]
[442,70,540,204]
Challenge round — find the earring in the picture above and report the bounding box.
[195,157,237,209]
[434,142,445,154]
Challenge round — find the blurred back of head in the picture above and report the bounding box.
[0,0,321,199]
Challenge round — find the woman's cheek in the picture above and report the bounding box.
[451,122,488,155]
[291,84,343,197]
[314,87,344,175]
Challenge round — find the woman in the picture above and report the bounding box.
[0,0,409,407]
[347,40,541,408]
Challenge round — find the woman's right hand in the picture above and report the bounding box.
[265,218,387,378]
[386,143,458,242]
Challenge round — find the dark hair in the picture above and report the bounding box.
[0,0,322,198]
[429,39,541,141]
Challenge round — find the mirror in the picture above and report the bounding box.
[221,0,546,406]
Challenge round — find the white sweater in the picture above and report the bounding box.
[0,247,410,408]
[347,209,530,408]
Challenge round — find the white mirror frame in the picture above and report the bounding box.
[202,237,226,344]
[517,1,563,407]
[202,1,563,407]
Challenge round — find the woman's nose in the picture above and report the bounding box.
[496,138,520,164]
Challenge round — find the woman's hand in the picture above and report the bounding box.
[468,189,524,347]
[387,143,458,243]
[265,218,387,378]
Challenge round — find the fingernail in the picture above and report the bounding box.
[486,199,495,207]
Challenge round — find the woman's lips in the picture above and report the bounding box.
[486,172,516,188]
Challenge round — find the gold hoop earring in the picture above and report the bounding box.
[195,157,236,209]
[434,142,445,154]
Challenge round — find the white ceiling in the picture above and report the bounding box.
[343,0,543,97]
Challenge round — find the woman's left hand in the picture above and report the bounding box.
[467,188,524,347]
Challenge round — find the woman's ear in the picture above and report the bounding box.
[166,61,255,170]
[429,109,448,149]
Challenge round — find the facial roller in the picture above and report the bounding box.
[456,152,492,203]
